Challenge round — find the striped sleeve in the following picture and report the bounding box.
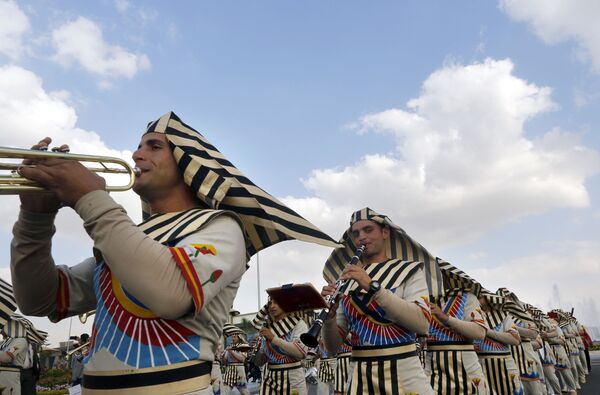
[56,269,70,321]
[168,247,205,314]
[168,216,247,315]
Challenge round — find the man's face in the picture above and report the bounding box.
[350,219,389,258]
[132,133,184,199]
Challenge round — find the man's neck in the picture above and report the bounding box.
[362,252,388,265]
[147,186,202,214]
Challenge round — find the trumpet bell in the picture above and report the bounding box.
[79,310,96,324]
[0,146,139,194]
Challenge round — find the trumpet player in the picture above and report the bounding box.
[10,112,336,394]
[70,333,89,388]
[321,208,434,395]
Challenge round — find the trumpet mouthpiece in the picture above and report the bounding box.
[133,167,142,177]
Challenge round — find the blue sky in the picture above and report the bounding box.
[0,0,599,345]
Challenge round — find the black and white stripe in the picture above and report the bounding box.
[143,112,339,256]
[0,278,17,328]
[335,353,351,393]
[480,356,515,395]
[345,259,423,295]
[429,349,472,395]
[323,207,443,299]
[5,314,47,345]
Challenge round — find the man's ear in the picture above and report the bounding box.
[381,225,390,240]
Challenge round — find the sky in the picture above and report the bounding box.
[0,0,599,347]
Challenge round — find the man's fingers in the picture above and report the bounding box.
[18,163,56,187]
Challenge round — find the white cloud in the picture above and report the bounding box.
[0,0,30,60]
[499,0,600,73]
[0,65,143,236]
[298,58,599,248]
[51,17,150,82]
[469,240,600,326]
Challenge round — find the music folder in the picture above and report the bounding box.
[266,283,327,313]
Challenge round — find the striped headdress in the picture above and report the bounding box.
[322,208,443,299]
[496,288,535,324]
[222,323,245,338]
[0,278,17,328]
[141,112,338,256]
[479,289,505,310]
[436,258,482,297]
[251,304,270,330]
[4,314,47,345]
[250,302,307,337]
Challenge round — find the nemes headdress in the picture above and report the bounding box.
[436,258,482,297]
[322,207,443,299]
[4,314,47,345]
[141,111,338,256]
[496,288,535,324]
[0,278,17,328]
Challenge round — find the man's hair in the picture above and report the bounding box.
[80,333,90,342]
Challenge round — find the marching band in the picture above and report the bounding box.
[0,113,594,395]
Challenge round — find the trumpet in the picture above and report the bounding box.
[300,245,365,348]
[0,146,140,194]
[79,310,96,324]
[65,341,90,361]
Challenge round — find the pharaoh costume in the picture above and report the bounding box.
[221,324,250,395]
[427,260,489,395]
[474,291,523,395]
[525,306,561,395]
[497,289,544,395]
[322,208,440,395]
[0,315,47,395]
[10,112,337,394]
[549,310,587,391]
[252,304,309,395]
[315,342,336,395]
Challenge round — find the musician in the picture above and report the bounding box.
[222,332,250,395]
[497,289,545,395]
[474,291,523,395]
[254,299,309,395]
[321,208,434,394]
[10,111,336,394]
[70,333,89,387]
[0,322,28,395]
[526,306,562,395]
[427,292,489,394]
[544,317,577,395]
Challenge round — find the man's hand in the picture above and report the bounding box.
[19,138,63,213]
[259,327,275,342]
[429,302,450,324]
[321,283,339,319]
[18,138,106,207]
[340,265,372,292]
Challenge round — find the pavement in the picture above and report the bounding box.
[580,350,599,395]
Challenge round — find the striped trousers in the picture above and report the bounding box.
[335,353,352,394]
[260,362,306,395]
[347,343,433,395]
[426,342,489,395]
[478,352,522,395]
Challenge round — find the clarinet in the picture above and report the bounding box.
[300,245,365,348]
